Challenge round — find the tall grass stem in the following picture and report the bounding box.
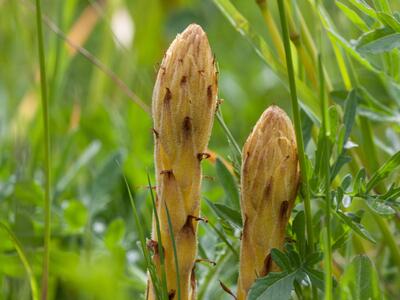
[147,174,169,299]
[34,0,51,299]
[216,109,242,157]
[122,168,163,298]
[319,54,333,300]
[276,0,314,253]
[255,0,285,63]
[0,222,39,300]
[164,203,182,300]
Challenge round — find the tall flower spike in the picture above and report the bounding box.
[149,24,218,300]
[237,105,299,300]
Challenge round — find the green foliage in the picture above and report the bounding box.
[215,158,240,209]
[63,200,88,232]
[2,0,400,299]
[146,174,169,300]
[356,27,400,54]
[248,246,325,300]
[205,198,242,228]
[367,150,400,191]
[249,271,298,300]
[337,255,382,300]
[335,211,376,244]
[104,218,126,249]
[336,1,369,32]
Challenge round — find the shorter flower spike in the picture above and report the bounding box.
[237,105,299,300]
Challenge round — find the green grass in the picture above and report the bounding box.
[147,174,168,300]
[0,222,39,300]
[277,0,315,255]
[34,0,52,299]
[1,0,400,299]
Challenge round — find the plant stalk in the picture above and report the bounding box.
[277,0,314,253]
[0,222,39,300]
[255,0,286,63]
[295,3,333,91]
[286,7,317,88]
[34,0,51,299]
[319,54,333,300]
[216,109,242,157]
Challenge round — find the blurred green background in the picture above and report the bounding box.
[1,0,400,299]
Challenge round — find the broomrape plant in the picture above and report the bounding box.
[149,24,218,300]
[237,106,299,300]
[3,1,400,300]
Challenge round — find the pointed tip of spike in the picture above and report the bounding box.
[183,23,205,35]
[256,105,294,135]
[265,105,286,117]
[158,23,211,72]
[173,23,207,48]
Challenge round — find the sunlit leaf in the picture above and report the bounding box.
[339,255,381,300]
[366,196,395,215]
[336,211,376,243]
[366,150,400,191]
[356,27,400,54]
[346,0,377,19]
[336,1,369,32]
[343,90,358,146]
[377,12,400,32]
